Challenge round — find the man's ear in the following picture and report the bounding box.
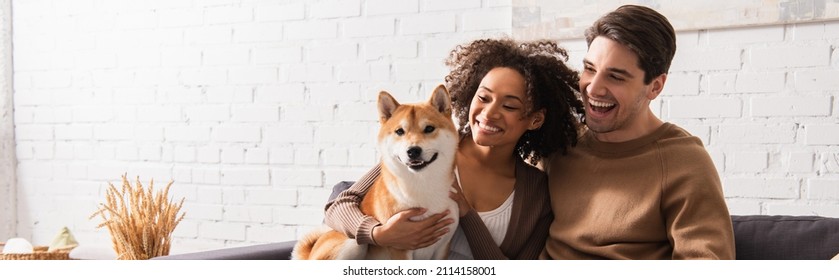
[647,74,667,100]
[529,109,545,130]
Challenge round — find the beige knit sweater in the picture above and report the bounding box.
[541,123,736,259]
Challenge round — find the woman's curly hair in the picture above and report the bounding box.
[444,38,585,164]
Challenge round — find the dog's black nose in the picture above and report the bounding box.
[407,147,422,159]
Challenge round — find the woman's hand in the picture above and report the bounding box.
[450,180,472,217]
[371,208,453,250]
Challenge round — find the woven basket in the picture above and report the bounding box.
[0,242,72,260]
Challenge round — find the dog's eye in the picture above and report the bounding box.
[424,126,435,133]
[395,128,405,136]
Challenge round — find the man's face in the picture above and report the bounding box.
[580,36,664,142]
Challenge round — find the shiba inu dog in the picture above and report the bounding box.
[292,85,459,260]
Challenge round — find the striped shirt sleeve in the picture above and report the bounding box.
[323,164,382,245]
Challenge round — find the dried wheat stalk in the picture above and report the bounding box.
[90,174,185,260]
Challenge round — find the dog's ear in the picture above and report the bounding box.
[429,84,451,116]
[378,91,400,123]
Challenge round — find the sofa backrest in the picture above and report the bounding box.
[731,215,839,260]
[328,181,839,260]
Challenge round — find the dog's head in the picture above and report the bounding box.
[377,85,458,173]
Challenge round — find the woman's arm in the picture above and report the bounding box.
[324,164,455,248]
[323,165,382,245]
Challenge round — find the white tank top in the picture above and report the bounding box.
[447,168,514,260]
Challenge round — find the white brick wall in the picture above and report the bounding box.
[0,0,14,240]
[8,0,514,250]
[8,0,839,252]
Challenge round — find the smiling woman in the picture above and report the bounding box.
[467,67,536,151]
[323,37,586,260]
[445,39,585,165]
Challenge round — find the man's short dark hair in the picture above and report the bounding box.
[585,5,676,84]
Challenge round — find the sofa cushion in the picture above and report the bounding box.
[731,215,839,260]
[152,241,298,260]
[329,181,354,201]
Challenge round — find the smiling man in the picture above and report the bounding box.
[542,5,736,259]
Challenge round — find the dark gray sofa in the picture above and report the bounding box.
[155,182,839,260]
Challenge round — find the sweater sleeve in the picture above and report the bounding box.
[323,164,382,245]
[661,140,736,260]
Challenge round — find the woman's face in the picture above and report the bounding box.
[469,67,544,148]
